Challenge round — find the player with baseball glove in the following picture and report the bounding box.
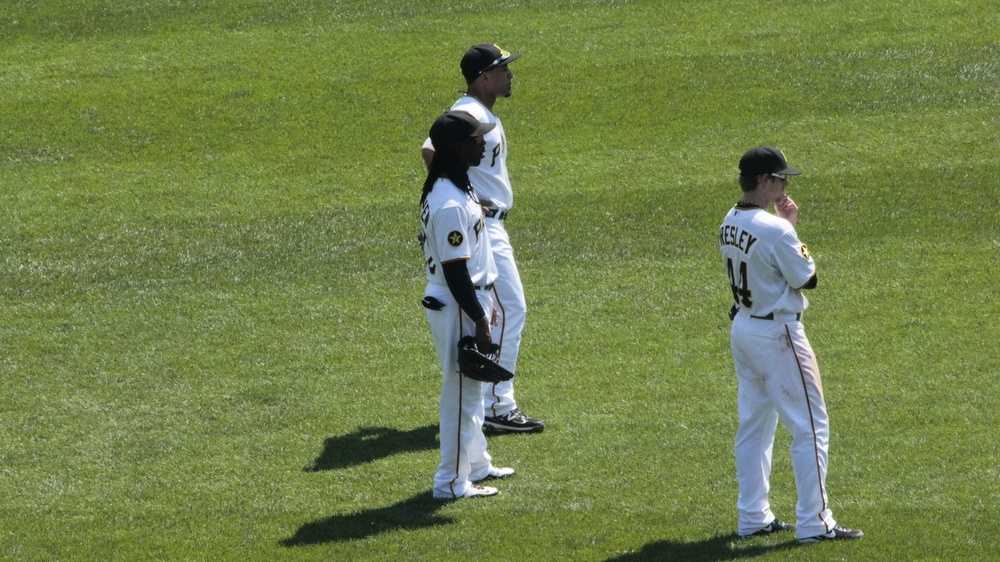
[419,110,516,500]
[457,337,514,384]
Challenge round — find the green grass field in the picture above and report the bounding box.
[2,1,998,560]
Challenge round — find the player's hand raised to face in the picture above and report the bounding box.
[776,195,799,225]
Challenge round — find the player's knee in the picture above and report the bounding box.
[789,427,825,450]
[495,297,526,325]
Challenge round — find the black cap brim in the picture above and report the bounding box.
[488,52,521,70]
[779,165,802,176]
[430,110,498,149]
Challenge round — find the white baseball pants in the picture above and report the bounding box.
[482,220,526,418]
[424,284,494,499]
[730,312,838,539]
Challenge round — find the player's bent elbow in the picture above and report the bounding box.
[796,273,818,290]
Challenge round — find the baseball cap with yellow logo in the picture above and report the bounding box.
[461,43,521,83]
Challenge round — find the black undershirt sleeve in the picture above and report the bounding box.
[800,273,818,290]
[441,260,486,322]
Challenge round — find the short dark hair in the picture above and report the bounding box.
[738,174,760,192]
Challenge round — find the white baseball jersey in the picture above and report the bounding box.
[722,203,838,539]
[421,177,501,499]
[719,206,816,317]
[423,95,513,211]
[421,178,497,289]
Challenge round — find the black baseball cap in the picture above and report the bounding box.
[739,146,802,177]
[460,43,521,83]
[429,110,496,150]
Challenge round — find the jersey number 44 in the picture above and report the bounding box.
[727,258,752,307]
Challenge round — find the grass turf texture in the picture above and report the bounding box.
[2,0,998,560]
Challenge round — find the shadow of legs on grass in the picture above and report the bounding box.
[304,424,438,471]
[606,533,798,562]
[280,491,451,546]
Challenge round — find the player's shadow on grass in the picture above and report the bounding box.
[304,425,438,471]
[606,533,798,561]
[280,490,450,546]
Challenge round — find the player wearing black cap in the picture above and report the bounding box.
[420,110,515,500]
[422,43,544,434]
[720,146,863,542]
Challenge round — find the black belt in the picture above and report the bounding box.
[751,312,801,321]
[474,283,494,291]
[484,208,509,220]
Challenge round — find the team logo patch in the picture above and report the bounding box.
[448,231,464,247]
[495,44,511,58]
[801,243,811,259]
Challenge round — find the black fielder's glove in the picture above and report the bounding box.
[457,337,513,383]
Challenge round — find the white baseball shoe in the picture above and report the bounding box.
[472,466,515,483]
[463,484,499,498]
[433,484,499,500]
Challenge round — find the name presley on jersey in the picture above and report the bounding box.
[719,225,758,255]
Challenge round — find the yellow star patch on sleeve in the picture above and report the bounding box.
[800,243,811,259]
[448,231,464,247]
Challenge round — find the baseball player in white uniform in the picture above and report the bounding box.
[720,147,863,543]
[421,43,544,434]
[420,110,515,500]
